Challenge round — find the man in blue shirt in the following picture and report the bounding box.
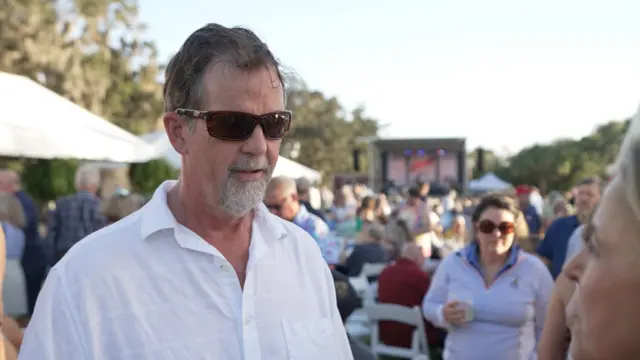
[536,177,601,278]
[265,176,340,265]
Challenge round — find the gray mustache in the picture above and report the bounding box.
[229,159,270,172]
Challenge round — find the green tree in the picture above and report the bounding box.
[467,147,502,177]
[129,159,178,196]
[281,86,380,177]
[21,159,79,203]
[0,0,164,201]
[494,119,630,191]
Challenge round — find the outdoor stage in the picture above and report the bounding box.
[365,137,467,192]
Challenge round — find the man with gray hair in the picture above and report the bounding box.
[21,24,352,360]
[537,176,601,279]
[295,177,327,222]
[44,165,105,264]
[265,176,340,265]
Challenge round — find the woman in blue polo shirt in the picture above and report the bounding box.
[422,194,553,360]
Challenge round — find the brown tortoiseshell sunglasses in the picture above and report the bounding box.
[175,109,292,141]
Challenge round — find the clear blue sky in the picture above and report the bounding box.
[138,0,640,153]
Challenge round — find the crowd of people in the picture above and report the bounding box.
[1,22,639,360]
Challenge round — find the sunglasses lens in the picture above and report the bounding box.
[206,112,255,140]
[478,220,496,234]
[205,112,291,141]
[499,222,515,234]
[262,112,291,139]
[478,220,515,234]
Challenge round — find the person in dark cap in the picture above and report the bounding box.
[516,184,542,236]
[331,269,376,360]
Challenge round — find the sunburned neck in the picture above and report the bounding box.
[167,182,253,240]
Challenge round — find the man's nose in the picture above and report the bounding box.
[241,126,268,155]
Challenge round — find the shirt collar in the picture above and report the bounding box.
[464,241,521,269]
[293,203,311,224]
[139,180,288,246]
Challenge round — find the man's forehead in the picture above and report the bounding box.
[202,64,284,110]
[266,185,285,197]
[577,182,599,192]
[594,185,634,235]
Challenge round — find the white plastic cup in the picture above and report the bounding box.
[448,290,475,322]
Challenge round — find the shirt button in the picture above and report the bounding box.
[244,317,252,325]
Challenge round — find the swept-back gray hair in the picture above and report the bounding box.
[164,24,287,115]
[616,105,640,221]
[267,176,297,196]
[75,165,101,190]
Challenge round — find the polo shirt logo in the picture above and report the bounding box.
[510,276,519,289]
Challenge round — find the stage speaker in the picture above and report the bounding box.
[352,149,361,171]
[381,151,389,183]
[476,148,485,174]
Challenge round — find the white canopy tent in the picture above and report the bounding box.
[140,130,322,182]
[468,172,513,192]
[0,72,157,162]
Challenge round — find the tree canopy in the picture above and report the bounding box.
[479,119,630,192]
[0,1,381,199]
[282,86,380,178]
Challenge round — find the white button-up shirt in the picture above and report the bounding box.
[19,181,353,360]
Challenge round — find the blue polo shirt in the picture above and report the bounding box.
[536,215,581,279]
[464,242,520,279]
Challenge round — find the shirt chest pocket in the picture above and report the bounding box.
[281,318,336,360]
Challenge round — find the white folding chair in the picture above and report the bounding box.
[362,281,378,307]
[348,273,369,297]
[365,304,430,359]
[362,262,387,280]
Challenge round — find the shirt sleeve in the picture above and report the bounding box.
[322,266,355,360]
[532,211,543,234]
[422,257,453,329]
[18,268,88,359]
[536,219,559,260]
[533,259,555,345]
[89,199,107,232]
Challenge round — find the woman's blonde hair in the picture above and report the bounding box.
[514,210,536,252]
[0,193,25,229]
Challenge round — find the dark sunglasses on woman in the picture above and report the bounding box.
[477,220,515,235]
[176,109,292,141]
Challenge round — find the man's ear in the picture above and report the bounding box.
[291,193,299,202]
[163,112,188,155]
